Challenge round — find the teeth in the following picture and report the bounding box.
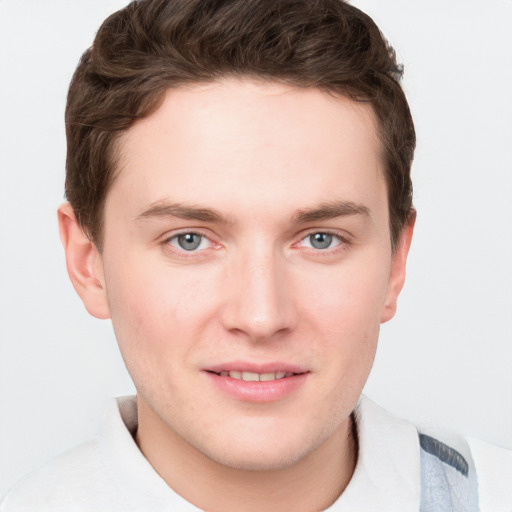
[224,371,294,381]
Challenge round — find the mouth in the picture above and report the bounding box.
[204,364,309,402]
[208,370,298,381]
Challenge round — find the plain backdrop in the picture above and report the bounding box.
[1,0,511,497]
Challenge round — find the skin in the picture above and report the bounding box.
[59,78,414,511]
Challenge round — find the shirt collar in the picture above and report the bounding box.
[329,395,421,510]
[101,395,421,511]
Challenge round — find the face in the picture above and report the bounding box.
[68,79,411,471]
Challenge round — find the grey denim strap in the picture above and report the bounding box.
[419,433,479,512]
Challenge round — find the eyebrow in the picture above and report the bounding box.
[135,199,370,225]
[135,201,232,224]
[292,200,370,223]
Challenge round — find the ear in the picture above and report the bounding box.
[58,202,111,319]
[380,212,416,323]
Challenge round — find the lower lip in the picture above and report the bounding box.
[204,372,309,402]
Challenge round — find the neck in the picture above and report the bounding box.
[135,397,358,512]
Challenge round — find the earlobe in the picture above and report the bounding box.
[380,213,416,323]
[57,203,111,319]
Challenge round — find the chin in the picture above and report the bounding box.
[205,444,311,472]
[195,425,330,472]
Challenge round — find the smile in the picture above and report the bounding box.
[213,371,296,381]
[205,366,309,402]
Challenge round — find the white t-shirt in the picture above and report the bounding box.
[1,396,509,511]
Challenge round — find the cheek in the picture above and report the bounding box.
[104,256,221,358]
[299,257,390,331]
[296,258,388,383]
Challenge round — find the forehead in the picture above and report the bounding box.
[109,79,386,225]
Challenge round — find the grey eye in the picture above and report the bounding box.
[176,233,203,251]
[309,233,333,249]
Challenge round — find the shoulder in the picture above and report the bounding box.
[0,397,135,512]
[414,422,512,512]
[467,437,512,512]
[0,397,194,512]
[343,396,482,512]
[416,425,479,512]
[0,438,125,511]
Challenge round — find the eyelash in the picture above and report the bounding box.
[161,229,350,257]
[301,230,340,246]
[162,230,217,258]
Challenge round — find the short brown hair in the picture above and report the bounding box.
[65,0,415,250]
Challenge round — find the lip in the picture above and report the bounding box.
[205,361,308,374]
[203,361,309,403]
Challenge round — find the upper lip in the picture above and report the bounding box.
[204,361,308,374]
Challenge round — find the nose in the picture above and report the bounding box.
[220,246,298,342]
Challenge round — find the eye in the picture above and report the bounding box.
[169,232,211,251]
[300,232,342,250]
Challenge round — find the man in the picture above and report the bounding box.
[0,0,489,510]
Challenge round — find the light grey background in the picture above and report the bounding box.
[1,0,511,497]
